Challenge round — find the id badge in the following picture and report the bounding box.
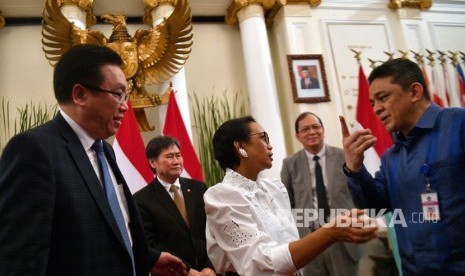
[421,192,440,222]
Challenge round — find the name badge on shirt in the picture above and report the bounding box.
[420,164,440,222]
[421,192,440,222]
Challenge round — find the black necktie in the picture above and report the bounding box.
[314,155,330,223]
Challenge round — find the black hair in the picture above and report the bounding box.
[53,44,123,103]
[212,116,256,171]
[145,135,181,160]
[368,58,430,101]
[294,112,324,134]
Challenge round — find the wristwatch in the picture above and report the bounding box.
[343,163,357,175]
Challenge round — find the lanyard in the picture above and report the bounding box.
[387,129,439,208]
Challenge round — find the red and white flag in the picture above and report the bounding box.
[456,64,465,107]
[355,65,401,272]
[441,64,456,107]
[431,66,449,107]
[114,102,154,194]
[163,91,204,181]
[355,65,394,173]
[421,65,446,108]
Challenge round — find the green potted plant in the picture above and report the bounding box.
[190,90,248,186]
[1,98,58,154]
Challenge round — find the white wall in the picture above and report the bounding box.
[186,23,248,100]
[0,25,55,113]
[1,1,465,158]
[270,1,465,156]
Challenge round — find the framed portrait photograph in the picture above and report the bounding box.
[287,54,330,103]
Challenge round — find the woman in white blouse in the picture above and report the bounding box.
[204,116,377,276]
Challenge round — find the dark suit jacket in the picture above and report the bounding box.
[134,177,212,271]
[300,77,320,89]
[281,145,362,263]
[0,113,159,276]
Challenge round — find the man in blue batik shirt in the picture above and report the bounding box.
[339,58,465,275]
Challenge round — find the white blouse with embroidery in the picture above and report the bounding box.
[204,169,300,276]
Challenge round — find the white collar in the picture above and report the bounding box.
[60,110,95,151]
[158,176,181,193]
[305,145,326,160]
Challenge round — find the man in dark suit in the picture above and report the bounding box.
[0,45,185,276]
[134,136,216,276]
[300,66,320,89]
[281,112,363,276]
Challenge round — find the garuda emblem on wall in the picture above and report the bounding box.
[41,0,193,131]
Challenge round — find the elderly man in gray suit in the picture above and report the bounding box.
[281,112,363,276]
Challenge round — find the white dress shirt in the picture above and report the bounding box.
[204,169,300,276]
[60,110,133,245]
[304,146,329,208]
[158,176,184,199]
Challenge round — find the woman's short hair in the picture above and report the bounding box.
[212,116,256,171]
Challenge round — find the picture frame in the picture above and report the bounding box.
[287,54,330,103]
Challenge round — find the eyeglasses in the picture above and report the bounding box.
[250,131,270,145]
[298,124,322,134]
[81,83,130,104]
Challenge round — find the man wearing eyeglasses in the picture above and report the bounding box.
[0,44,186,276]
[281,112,363,276]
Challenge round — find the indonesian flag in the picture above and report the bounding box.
[355,65,394,173]
[114,102,154,194]
[457,64,465,107]
[163,91,204,181]
[355,64,400,273]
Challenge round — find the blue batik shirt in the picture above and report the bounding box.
[346,104,465,275]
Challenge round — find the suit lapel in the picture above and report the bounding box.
[180,178,196,229]
[54,114,129,248]
[297,150,314,207]
[153,179,190,231]
[324,145,336,207]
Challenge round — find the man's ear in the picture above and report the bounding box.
[410,82,425,102]
[72,84,88,106]
[148,159,157,170]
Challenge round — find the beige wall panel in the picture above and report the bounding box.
[183,23,249,151]
[0,25,55,148]
[428,22,465,51]
[323,20,396,129]
[402,23,424,51]
[184,24,248,106]
[0,26,55,110]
